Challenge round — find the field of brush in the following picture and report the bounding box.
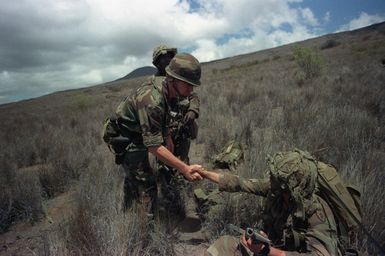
[1,23,384,255]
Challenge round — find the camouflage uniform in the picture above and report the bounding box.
[114,76,169,212]
[152,45,201,221]
[205,152,342,256]
[103,53,201,218]
[152,44,200,164]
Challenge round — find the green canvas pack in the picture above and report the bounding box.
[102,116,129,164]
[316,161,362,238]
[213,140,245,170]
[270,149,362,240]
[272,149,362,239]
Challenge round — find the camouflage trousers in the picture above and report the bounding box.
[122,151,157,214]
[205,235,252,256]
[157,166,186,218]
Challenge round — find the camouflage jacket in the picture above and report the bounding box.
[151,75,200,116]
[115,76,170,151]
[218,173,341,256]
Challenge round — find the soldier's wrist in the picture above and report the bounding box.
[179,164,190,175]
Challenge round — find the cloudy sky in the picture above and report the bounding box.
[1,0,384,104]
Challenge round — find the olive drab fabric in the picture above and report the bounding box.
[267,150,320,225]
[165,53,201,86]
[193,188,224,218]
[317,161,362,247]
[213,140,245,170]
[266,149,362,252]
[215,171,341,255]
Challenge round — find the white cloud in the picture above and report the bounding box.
[339,12,385,31]
[3,0,372,104]
[300,8,318,26]
[324,11,331,23]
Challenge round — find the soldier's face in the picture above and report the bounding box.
[173,79,193,98]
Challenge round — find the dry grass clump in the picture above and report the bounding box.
[0,160,44,233]
[47,151,176,256]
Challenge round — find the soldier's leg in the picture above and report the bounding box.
[123,173,139,211]
[122,151,157,214]
[205,235,247,256]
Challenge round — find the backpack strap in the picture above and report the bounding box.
[318,169,385,254]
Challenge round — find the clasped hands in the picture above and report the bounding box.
[183,166,212,182]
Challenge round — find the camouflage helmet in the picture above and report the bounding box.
[267,149,318,199]
[152,44,177,64]
[165,53,201,86]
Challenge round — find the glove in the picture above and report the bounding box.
[183,111,197,125]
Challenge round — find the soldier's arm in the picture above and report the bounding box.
[199,169,221,183]
[148,145,202,181]
[199,170,270,196]
[219,172,270,196]
[187,92,200,117]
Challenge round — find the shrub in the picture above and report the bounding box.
[320,39,341,50]
[0,164,44,233]
[292,44,326,79]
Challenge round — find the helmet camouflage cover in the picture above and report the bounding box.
[267,149,319,221]
[267,149,318,198]
[165,53,201,86]
[152,44,177,63]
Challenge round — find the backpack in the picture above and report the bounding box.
[277,150,362,242]
[213,140,245,170]
[316,161,362,247]
[102,116,130,164]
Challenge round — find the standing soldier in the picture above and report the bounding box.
[102,53,203,216]
[152,44,200,164]
[151,45,201,228]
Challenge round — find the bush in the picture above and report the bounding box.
[292,45,326,79]
[320,39,341,50]
[0,164,44,233]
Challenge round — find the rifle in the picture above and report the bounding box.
[229,224,271,255]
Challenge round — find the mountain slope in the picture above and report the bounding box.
[116,66,157,81]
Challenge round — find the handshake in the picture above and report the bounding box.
[183,166,221,184]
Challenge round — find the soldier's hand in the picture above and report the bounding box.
[241,233,263,254]
[241,231,271,255]
[183,111,197,125]
[183,164,203,181]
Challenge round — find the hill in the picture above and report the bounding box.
[0,22,384,255]
[115,66,157,81]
